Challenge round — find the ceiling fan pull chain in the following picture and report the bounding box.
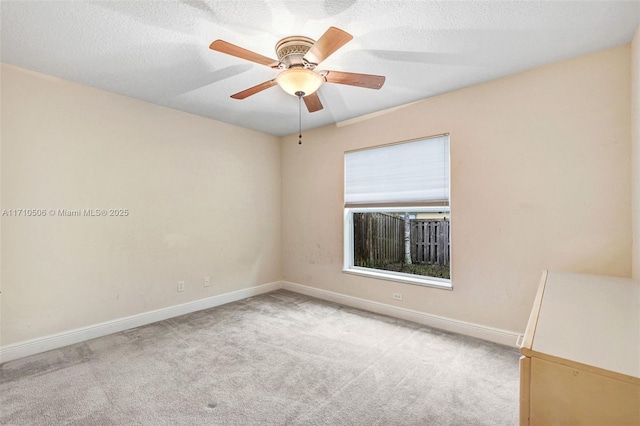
[296,91,304,145]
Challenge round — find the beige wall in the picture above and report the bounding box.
[0,64,282,345]
[282,45,632,333]
[632,27,640,281]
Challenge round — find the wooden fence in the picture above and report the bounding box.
[353,212,404,268]
[410,219,450,265]
[353,213,450,267]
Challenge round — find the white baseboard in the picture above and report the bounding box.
[281,281,523,348]
[0,281,281,363]
[1,279,522,363]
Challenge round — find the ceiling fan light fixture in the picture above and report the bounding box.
[276,68,324,97]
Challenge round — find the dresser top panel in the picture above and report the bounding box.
[532,271,639,378]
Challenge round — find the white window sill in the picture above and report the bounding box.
[342,267,453,290]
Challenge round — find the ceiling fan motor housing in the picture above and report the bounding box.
[275,36,316,69]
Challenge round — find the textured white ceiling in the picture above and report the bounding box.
[2,1,639,136]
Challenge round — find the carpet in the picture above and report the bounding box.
[0,290,520,425]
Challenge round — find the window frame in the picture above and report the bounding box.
[343,206,452,290]
[342,134,452,290]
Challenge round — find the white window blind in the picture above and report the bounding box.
[344,135,450,207]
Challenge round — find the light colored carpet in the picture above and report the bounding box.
[0,290,520,425]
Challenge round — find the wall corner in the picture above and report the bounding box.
[632,26,640,281]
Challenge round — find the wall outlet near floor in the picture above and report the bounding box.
[392,293,403,301]
[177,281,185,292]
[204,276,211,287]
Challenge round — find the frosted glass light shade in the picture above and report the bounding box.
[276,68,324,97]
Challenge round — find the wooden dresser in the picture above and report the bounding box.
[519,270,640,425]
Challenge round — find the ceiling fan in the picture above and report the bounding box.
[209,27,385,113]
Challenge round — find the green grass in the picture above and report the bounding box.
[378,262,450,279]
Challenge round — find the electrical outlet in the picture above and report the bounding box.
[204,276,211,287]
[392,293,403,301]
[177,281,185,292]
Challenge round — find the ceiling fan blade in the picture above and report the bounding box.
[324,70,385,89]
[303,27,353,65]
[303,93,323,113]
[230,79,278,99]
[209,40,279,68]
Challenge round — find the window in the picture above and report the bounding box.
[343,135,451,289]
